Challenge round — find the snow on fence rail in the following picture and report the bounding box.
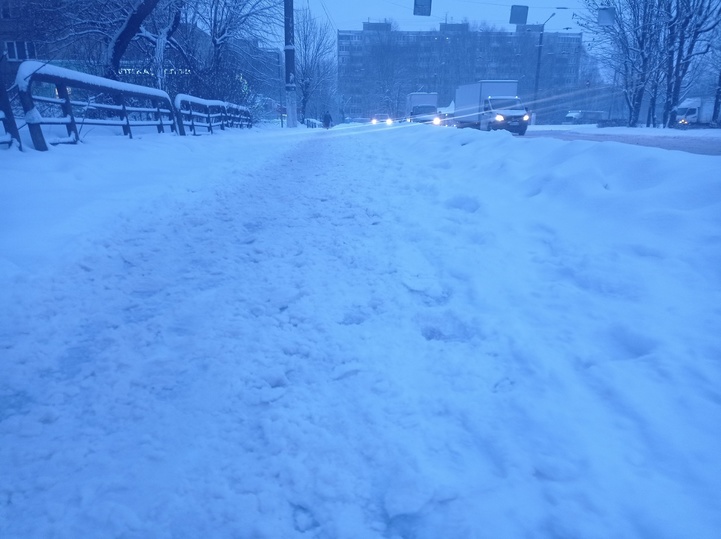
[15,61,177,151]
[174,95,252,136]
[224,102,253,129]
[7,61,254,152]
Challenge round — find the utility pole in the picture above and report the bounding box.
[284,0,298,127]
[532,13,555,123]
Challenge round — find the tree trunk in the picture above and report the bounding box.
[104,0,162,80]
[153,8,182,90]
[714,69,721,123]
[629,86,645,126]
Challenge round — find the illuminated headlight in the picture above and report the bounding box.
[679,119,688,125]
[495,114,505,122]
[523,114,530,121]
[371,118,378,124]
[433,117,441,125]
[385,118,393,126]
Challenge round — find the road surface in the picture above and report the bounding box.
[526,128,721,156]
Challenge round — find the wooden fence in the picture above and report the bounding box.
[174,95,252,136]
[5,60,253,151]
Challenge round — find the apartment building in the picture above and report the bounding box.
[337,21,584,122]
[1,0,44,88]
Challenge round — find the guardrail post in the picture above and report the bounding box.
[0,82,22,150]
[119,96,132,138]
[55,83,79,142]
[175,105,186,136]
[17,83,47,151]
[189,103,196,135]
[154,98,165,133]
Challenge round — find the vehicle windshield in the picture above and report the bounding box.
[490,98,524,110]
[412,105,437,114]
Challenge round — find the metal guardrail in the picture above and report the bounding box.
[15,61,177,151]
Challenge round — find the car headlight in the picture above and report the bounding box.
[386,118,393,126]
[371,118,378,124]
[523,114,530,121]
[433,117,441,125]
[495,114,505,122]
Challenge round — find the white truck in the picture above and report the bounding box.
[676,97,717,127]
[405,92,440,124]
[454,80,529,135]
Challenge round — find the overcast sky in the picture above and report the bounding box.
[303,0,586,34]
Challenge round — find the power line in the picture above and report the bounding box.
[315,0,337,31]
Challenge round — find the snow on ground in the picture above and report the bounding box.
[1,123,720,538]
[529,122,721,136]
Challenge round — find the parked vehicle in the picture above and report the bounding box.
[454,80,529,135]
[563,110,605,124]
[406,92,441,125]
[675,97,717,127]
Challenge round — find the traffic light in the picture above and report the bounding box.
[414,0,432,16]
[509,5,529,25]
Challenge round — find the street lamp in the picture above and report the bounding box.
[533,12,555,118]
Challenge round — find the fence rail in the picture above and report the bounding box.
[5,61,253,152]
[174,94,252,136]
[224,103,253,129]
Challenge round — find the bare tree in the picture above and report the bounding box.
[660,0,721,125]
[579,0,721,126]
[710,26,721,122]
[136,0,186,90]
[28,0,282,101]
[187,0,281,72]
[579,0,666,126]
[294,6,335,122]
[31,0,163,78]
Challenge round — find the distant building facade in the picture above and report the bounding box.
[1,0,44,88]
[337,21,585,123]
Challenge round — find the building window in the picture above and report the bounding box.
[1,1,17,18]
[4,41,37,61]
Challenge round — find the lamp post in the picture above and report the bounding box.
[532,12,555,120]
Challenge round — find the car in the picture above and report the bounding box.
[408,105,441,125]
[371,113,393,126]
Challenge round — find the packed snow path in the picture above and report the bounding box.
[1,124,720,538]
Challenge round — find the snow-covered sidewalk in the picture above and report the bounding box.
[1,124,720,538]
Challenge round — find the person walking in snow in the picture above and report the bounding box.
[322,111,332,129]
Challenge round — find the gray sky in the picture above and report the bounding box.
[303,0,586,34]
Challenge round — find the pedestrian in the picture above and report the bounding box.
[322,111,332,129]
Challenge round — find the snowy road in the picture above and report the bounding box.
[527,126,721,155]
[2,124,720,538]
